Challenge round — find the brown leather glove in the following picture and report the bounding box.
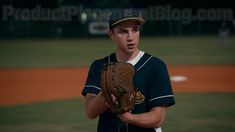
[101,62,136,114]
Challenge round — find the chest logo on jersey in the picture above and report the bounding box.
[134,91,145,104]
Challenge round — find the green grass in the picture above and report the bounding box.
[139,36,235,65]
[0,39,115,68]
[0,98,98,132]
[0,93,235,132]
[0,36,235,68]
[163,93,235,132]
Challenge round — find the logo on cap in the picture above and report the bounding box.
[123,9,133,17]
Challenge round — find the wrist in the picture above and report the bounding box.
[126,113,134,123]
[98,92,109,113]
[119,112,133,123]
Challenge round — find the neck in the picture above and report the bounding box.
[116,49,140,61]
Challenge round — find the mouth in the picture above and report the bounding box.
[127,43,135,49]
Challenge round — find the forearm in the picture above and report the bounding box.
[120,107,166,128]
[129,112,163,128]
[85,92,108,119]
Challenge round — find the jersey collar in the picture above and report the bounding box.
[108,52,152,71]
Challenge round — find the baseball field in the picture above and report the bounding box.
[0,36,235,132]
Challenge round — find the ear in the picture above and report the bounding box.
[108,30,115,40]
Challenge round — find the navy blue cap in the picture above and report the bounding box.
[109,9,145,29]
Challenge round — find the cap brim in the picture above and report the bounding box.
[111,17,145,27]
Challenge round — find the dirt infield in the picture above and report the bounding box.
[0,66,235,106]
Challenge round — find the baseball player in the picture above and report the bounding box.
[82,9,175,132]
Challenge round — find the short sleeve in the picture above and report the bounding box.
[148,60,175,108]
[82,61,102,96]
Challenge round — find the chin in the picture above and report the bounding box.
[125,49,137,54]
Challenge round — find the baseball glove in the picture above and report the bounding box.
[101,62,136,114]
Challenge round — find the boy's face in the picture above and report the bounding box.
[109,20,140,54]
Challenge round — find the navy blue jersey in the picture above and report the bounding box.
[82,52,175,132]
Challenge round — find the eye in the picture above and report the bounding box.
[118,29,128,34]
[133,26,140,32]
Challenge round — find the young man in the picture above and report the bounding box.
[82,9,175,132]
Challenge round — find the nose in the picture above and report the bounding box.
[127,32,134,42]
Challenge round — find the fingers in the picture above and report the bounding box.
[111,93,117,101]
[111,93,119,106]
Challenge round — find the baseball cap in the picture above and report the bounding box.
[109,8,145,30]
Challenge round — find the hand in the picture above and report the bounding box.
[101,92,117,106]
[118,111,133,123]
[99,92,111,113]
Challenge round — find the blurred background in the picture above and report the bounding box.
[0,0,234,39]
[0,0,235,132]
